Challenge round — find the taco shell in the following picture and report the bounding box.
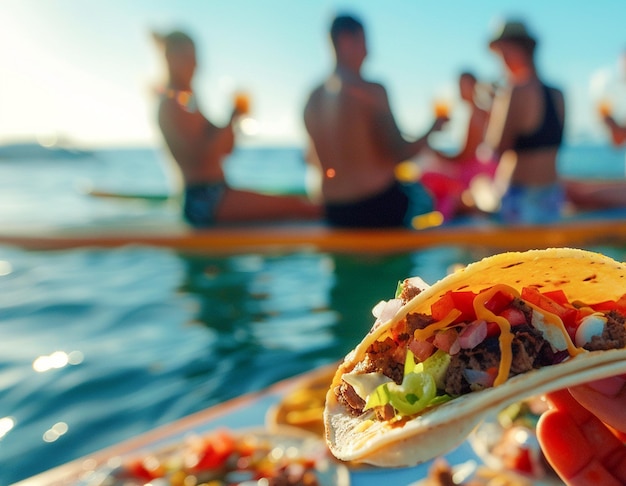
[324,248,626,466]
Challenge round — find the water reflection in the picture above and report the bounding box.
[4,244,624,484]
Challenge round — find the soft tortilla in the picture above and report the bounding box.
[324,248,626,467]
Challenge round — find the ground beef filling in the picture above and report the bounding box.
[444,323,556,396]
[335,305,626,418]
[584,310,626,351]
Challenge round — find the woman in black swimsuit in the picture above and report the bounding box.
[483,20,566,224]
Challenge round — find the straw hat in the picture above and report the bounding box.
[489,20,536,50]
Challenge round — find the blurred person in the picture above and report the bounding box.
[303,14,447,228]
[423,71,498,220]
[153,30,321,227]
[482,20,566,224]
[600,108,626,146]
[537,377,626,485]
[599,50,626,147]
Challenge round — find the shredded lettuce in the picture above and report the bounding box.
[395,280,404,298]
[364,350,454,416]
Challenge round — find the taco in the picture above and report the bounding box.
[324,248,626,467]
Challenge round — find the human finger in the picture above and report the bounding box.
[569,374,626,433]
[538,388,626,485]
[537,407,626,485]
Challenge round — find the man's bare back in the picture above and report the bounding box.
[304,71,408,203]
[303,15,445,228]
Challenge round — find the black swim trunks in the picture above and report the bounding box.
[183,183,227,227]
[324,181,433,228]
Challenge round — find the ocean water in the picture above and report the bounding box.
[1,143,626,484]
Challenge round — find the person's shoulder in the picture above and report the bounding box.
[303,83,326,114]
[306,83,326,99]
[361,79,387,95]
[355,79,390,108]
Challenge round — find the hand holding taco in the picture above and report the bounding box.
[324,248,626,467]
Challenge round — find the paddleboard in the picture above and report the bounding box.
[2,212,626,254]
[84,188,174,202]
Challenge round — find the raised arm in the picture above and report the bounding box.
[370,84,445,164]
[158,99,235,170]
[603,115,626,146]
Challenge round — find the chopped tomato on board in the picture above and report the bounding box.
[127,459,164,481]
[189,429,237,471]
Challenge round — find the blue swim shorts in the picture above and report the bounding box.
[499,183,565,224]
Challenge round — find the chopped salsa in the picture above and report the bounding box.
[336,281,626,422]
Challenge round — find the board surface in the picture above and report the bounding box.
[2,213,626,254]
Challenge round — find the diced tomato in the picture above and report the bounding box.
[542,289,569,306]
[590,300,618,312]
[615,293,626,312]
[433,328,460,354]
[431,291,477,323]
[190,429,236,471]
[484,290,514,314]
[590,294,626,317]
[408,338,435,362]
[521,287,578,333]
[486,321,500,337]
[127,460,163,481]
[499,307,527,326]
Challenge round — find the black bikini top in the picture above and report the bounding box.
[513,84,563,151]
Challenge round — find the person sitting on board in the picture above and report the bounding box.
[153,30,321,227]
[422,71,498,220]
[598,50,626,147]
[481,20,566,224]
[303,14,447,229]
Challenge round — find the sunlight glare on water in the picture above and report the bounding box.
[0,260,12,276]
[32,350,84,372]
[0,417,15,440]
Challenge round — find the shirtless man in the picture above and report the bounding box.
[483,20,566,224]
[303,14,446,228]
[154,31,320,227]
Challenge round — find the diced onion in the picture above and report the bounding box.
[531,310,569,352]
[458,320,488,349]
[463,368,495,387]
[372,298,402,324]
[575,313,607,347]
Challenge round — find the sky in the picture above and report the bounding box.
[2,0,626,148]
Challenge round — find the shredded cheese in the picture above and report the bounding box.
[413,308,463,341]
[342,372,393,401]
[473,284,520,387]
